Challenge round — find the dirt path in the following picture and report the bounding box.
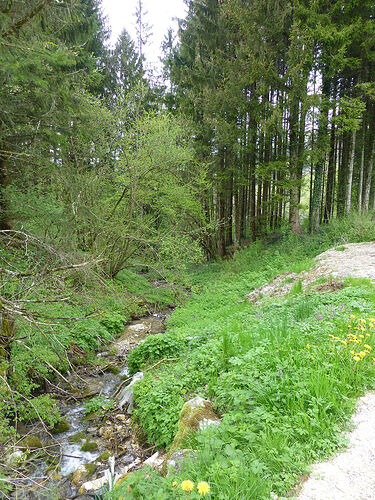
[294,242,375,500]
[297,392,375,500]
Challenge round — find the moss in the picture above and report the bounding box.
[97,451,111,462]
[69,431,86,443]
[18,436,43,450]
[114,472,134,489]
[83,463,96,476]
[82,410,101,421]
[168,399,219,456]
[81,441,98,452]
[51,420,70,434]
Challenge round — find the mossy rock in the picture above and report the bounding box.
[71,463,96,486]
[51,420,70,434]
[97,451,111,462]
[82,410,101,421]
[69,431,86,443]
[114,472,134,490]
[168,397,220,457]
[17,436,43,450]
[108,365,120,374]
[81,441,98,452]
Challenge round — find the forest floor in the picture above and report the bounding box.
[291,242,375,500]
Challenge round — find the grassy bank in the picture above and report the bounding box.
[110,214,375,499]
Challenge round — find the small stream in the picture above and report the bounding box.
[5,311,169,500]
[59,364,129,477]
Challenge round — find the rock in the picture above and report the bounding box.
[69,432,86,443]
[81,441,98,452]
[115,413,127,422]
[78,475,108,493]
[99,424,115,439]
[143,451,164,472]
[117,372,144,413]
[169,396,220,454]
[17,436,43,450]
[51,420,70,434]
[96,451,111,462]
[4,450,24,467]
[71,463,96,486]
[114,472,134,490]
[166,449,196,474]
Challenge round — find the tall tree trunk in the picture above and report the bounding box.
[345,129,357,214]
[363,135,375,213]
[0,151,11,230]
[357,121,366,214]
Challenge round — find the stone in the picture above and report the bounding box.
[166,449,196,474]
[117,372,144,413]
[115,413,127,422]
[78,475,108,493]
[51,420,70,434]
[71,463,96,486]
[81,441,98,452]
[114,472,134,490]
[4,450,24,467]
[143,451,164,472]
[96,451,111,462]
[69,432,86,443]
[169,397,220,454]
[17,436,43,450]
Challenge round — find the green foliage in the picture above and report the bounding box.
[84,396,114,416]
[124,218,375,498]
[100,313,126,336]
[127,333,185,375]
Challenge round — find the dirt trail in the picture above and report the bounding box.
[292,242,375,500]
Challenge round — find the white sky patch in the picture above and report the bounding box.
[101,0,187,71]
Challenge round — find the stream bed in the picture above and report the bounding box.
[3,311,170,500]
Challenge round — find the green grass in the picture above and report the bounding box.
[110,213,375,499]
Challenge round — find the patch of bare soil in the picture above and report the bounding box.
[246,242,375,304]
[297,392,375,500]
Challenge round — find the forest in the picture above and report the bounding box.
[1,0,375,499]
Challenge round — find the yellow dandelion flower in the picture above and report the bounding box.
[173,482,178,488]
[348,325,352,329]
[341,340,347,345]
[351,315,356,318]
[353,356,361,362]
[359,335,365,338]
[307,344,310,349]
[366,334,371,337]
[364,344,372,350]
[181,480,195,493]
[350,350,355,355]
[369,323,374,328]
[197,482,210,496]
[359,351,367,358]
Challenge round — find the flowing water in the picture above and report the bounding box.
[3,311,169,499]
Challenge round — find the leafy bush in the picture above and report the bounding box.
[84,396,114,415]
[100,312,126,335]
[127,333,186,375]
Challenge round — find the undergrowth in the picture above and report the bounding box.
[110,213,375,499]
[0,242,176,442]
